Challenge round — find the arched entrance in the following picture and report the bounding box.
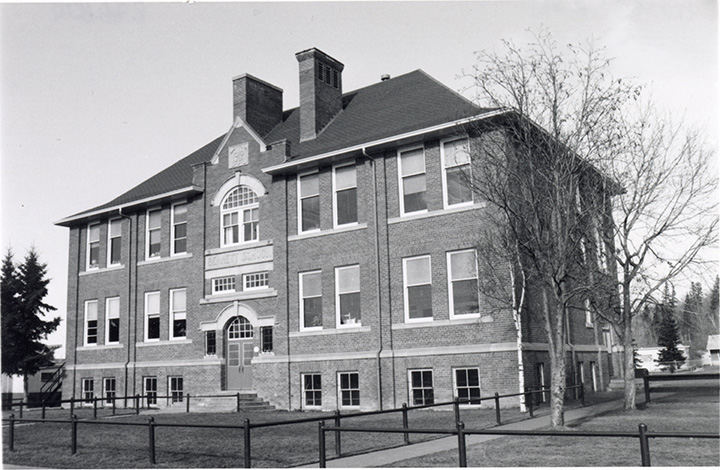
[225,316,254,390]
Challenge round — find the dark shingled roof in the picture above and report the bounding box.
[61,69,494,223]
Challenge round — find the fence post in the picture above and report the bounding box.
[494,392,501,425]
[318,421,326,468]
[71,414,78,455]
[402,403,410,445]
[243,418,251,468]
[70,397,75,418]
[112,396,116,416]
[93,397,98,418]
[638,423,651,466]
[334,410,342,457]
[526,391,534,418]
[136,395,140,415]
[8,413,14,451]
[454,397,461,424]
[148,417,156,465]
[18,399,23,419]
[643,376,651,404]
[186,394,191,413]
[42,400,46,420]
[237,392,241,413]
[580,384,585,407]
[457,421,467,468]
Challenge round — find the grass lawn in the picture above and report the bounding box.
[392,381,720,467]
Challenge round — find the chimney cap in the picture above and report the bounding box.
[295,47,345,70]
[380,74,391,81]
[232,73,284,93]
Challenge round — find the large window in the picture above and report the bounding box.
[299,173,320,232]
[108,219,122,266]
[454,368,481,405]
[447,250,480,317]
[333,164,357,227]
[172,203,188,255]
[336,265,361,327]
[398,147,427,215]
[409,369,434,406]
[170,289,186,340]
[144,292,160,341]
[87,223,101,270]
[303,373,322,409]
[222,186,259,246]
[338,372,360,408]
[146,209,162,259]
[441,137,473,207]
[403,255,433,322]
[84,300,98,346]
[105,297,120,344]
[81,378,94,405]
[300,271,322,330]
[143,377,158,406]
[169,376,184,403]
[103,377,116,406]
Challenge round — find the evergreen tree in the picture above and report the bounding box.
[1,247,60,398]
[707,276,719,334]
[681,282,704,355]
[655,310,685,372]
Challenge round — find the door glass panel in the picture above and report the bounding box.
[228,344,239,366]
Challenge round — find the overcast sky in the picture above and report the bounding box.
[1,1,717,358]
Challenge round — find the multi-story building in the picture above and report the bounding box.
[56,48,615,411]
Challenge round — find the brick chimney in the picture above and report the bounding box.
[295,48,344,142]
[232,74,283,137]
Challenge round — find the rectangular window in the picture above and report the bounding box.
[585,298,594,328]
[243,272,269,291]
[590,361,598,392]
[399,147,427,215]
[81,378,94,405]
[205,330,217,356]
[261,326,273,353]
[338,372,360,408]
[147,209,162,259]
[403,256,433,322]
[333,164,357,227]
[169,376,184,403]
[454,368,481,405]
[103,377,116,406]
[145,292,160,341]
[603,328,612,349]
[577,361,585,385]
[409,369,434,406]
[108,219,122,266]
[87,223,101,269]
[336,265,361,327]
[105,297,120,344]
[40,372,54,382]
[170,289,186,340]
[303,373,322,409]
[143,377,158,406]
[300,271,322,330]
[212,276,236,294]
[243,207,259,242]
[448,250,480,317]
[172,203,187,255]
[442,137,473,207]
[299,173,320,232]
[85,300,98,346]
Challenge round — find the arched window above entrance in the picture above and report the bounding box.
[227,316,253,339]
[221,186,259,246]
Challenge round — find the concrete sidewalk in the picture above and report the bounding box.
[301,396,655,468]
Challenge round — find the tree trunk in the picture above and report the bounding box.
[622,281,636,410]
[549,346,567,427]
[22,373,29,403]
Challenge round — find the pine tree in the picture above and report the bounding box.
[708,276,719,334]
[655,311,685,372]
[1,247,60,398]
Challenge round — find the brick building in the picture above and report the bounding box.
[56,48,616,411]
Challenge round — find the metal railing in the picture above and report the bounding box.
[642,372,720,403]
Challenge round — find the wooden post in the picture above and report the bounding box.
[18,400,23,419]
[186,394,190,413]
[494,392,501,425]
[148,417,156,464]
[237,393,241,413]
[457,421,467,467]
[643,376,651,404]
[638,423,651,466]
[8,414,14,451]
[112,396,116,416]
[136,395,140,415]
[318,421,326,468]
[243,418,251,468]
[71,415,78,455]
[93,397,98,418]
[402,403,410,445]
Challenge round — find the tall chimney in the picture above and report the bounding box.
[232,74,283,137]
[295,48,344,142]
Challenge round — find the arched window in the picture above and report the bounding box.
[227,316,254,339]
[221,186,259,246]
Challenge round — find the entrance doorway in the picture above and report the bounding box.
[226,316,254,390]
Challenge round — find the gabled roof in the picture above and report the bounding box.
[57,70,495,226]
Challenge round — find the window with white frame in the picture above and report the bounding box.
[147,209,162,259]
[144,292,160,341]
[336,265,360,327]
[143,376,157,406]
[212,276,236,294]
[585,298,594,328]
[441,137,473,207]
[299,173,320,232]
[170,288,186,340]
[454,368,481,405]
[409,369,434,405]
[85,300,98,346]
[398,147,427,215]
[448,250,480,317]
[221,186,259,246]
[300,271,322,330]
[227,316,253,339]
[204,330,217,355]
[81,378,94,405]
[403,255,433,321]
[243,272,269,291]
[302,373,322,409]
[87,223,101,269]
[168,376,184,403]
[108,219,122,266]
[338,372,360,408]
[105,297,120,344]
[103,377,116,406]
[261,326,273,352]
[333,164,357,227]
[590,361,598,392]
[172,203,188,255]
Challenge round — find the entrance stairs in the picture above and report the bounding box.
[151,391,274,414]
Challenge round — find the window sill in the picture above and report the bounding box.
[76,344,124,351]
[79,265,125,276]
[137,339,193,347]
[138,253,192,267]
[392,316,491,330]
[200,288,278,304]
[388,202,487,225]
[289,326,371,337]
[289,223,367,242]
[205,239,273,256]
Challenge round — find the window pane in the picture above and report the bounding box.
[450,251,477,280]
[148,210,161,229]
[444,138,470,167]
[407,285,433,319]
[89,243,100,268]
[301,197,320,231]
[339,292,361,324]
[350,373,358,389]
[110,238,121,264]
[400,149,424,176]
[148,316,160,339]
[446,165,473,205]
[302,272,322,297]
[110,219,122,237]
[172,290,186,312]
[403,175,427,213]
[149,230,161,257]
[300,173,319,197]
[456,369,468,387]
[337,266,360,293]
[86,302,98,321]
[303,298,322,328]
[467,368,479,385]
[108,318,120,343]
[107,298,120,318]
[173,204,187,223]
[405,257,431,285]
[89,224,100,241]
[147,293,159,313]
[340,373,349,389]
[174,238,187,254]
[335,165,356,190]
[453,279,479,315]
[173,319,186,338]
[336,188,358,225]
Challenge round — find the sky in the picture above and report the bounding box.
[1,0,718,359]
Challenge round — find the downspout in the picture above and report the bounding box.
[285,176,292,410]
[363,148,384,410]
[118,207,133,407]
[71,227,82,401]
[382,153,397,408]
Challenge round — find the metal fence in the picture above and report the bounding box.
[642,372,719,403]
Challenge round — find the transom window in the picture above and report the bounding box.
[213,276,236,294]
[441,137,473,207]
[221,186,259,246]
[227,316,253,339]
[448,250,480,317]
[244,272,269,290]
